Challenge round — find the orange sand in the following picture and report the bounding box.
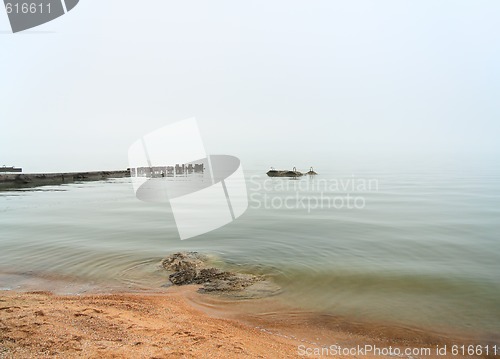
[0,286,493,358]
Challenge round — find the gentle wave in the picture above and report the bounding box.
[1,167,499,338]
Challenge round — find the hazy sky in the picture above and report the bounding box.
[1,1,499,172]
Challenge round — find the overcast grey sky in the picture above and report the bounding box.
[1,1,499,172]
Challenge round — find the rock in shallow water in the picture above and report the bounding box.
[168,268,197,285]
[162,252,207,272]
[161,252,265,293]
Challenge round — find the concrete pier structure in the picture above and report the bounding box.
[0,170,130,190]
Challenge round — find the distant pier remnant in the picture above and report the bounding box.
[306,167,318,175]
[266,166,304,177]
[0,166,22,173]
[130,163,205,178]
[0,170,130,190]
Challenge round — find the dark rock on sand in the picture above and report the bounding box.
[162,252,264,293]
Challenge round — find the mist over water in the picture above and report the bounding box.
[1,157,499,339]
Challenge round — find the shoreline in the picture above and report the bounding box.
[1,254,498,358]
[1,285,496,358]
[0,170,130,190]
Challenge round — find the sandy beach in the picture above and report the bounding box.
[1,285,490,359]
[1,287,299,358]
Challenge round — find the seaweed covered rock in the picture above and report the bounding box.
[161,252,264,292]
[168,268,197,285]
[162,252,207,272]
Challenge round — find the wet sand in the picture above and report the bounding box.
[1,286,491,359]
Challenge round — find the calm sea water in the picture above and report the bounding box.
[1,161,499,338]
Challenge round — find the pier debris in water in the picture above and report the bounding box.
[266,166,304,177]
[306,167,318,175]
